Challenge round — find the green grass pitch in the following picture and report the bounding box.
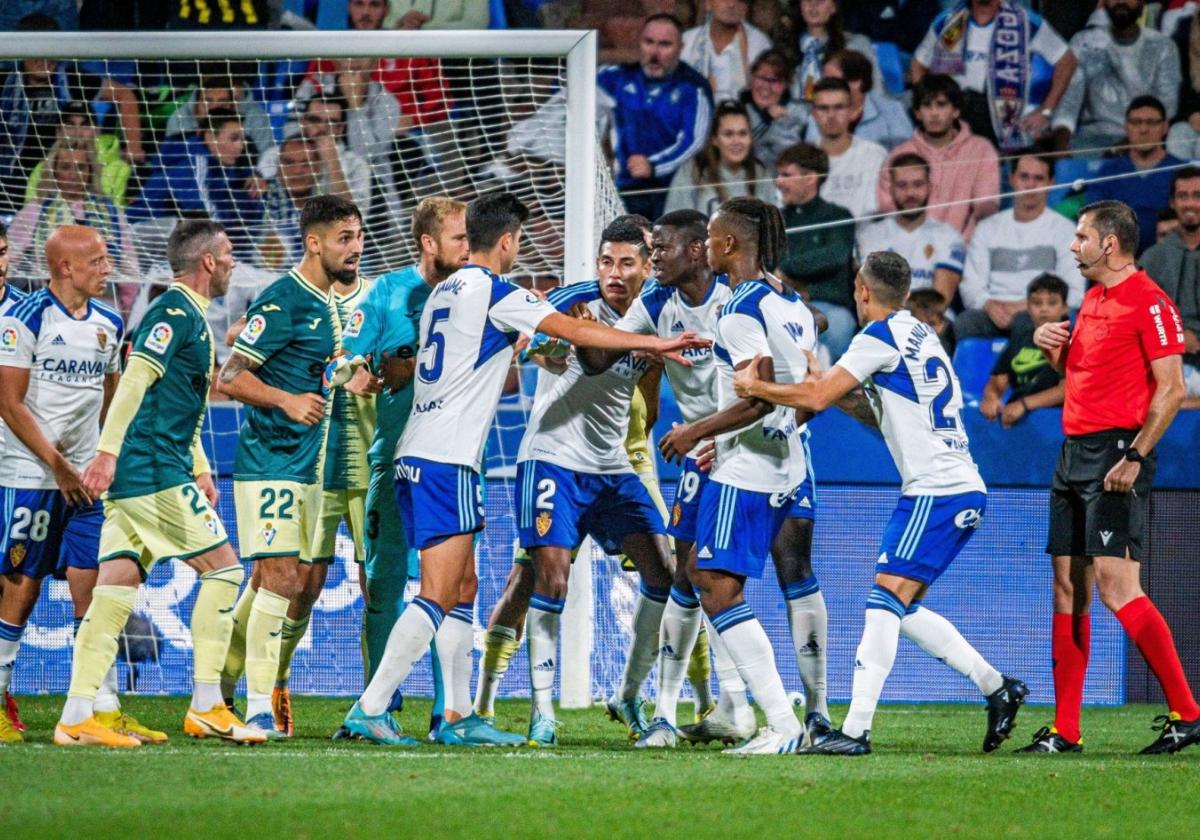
[6,696,1200,838]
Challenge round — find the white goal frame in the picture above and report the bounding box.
[1,29,602,707]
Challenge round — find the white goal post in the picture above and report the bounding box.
[0,30,612,707]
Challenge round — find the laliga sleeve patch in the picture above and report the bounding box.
[344,308,366,338]
[0,326,18,353]
[240,314,267,346]
[144,322,174,355]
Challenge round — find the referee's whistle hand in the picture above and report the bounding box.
[1103,459,1141,494]
[1034,320,1071,352]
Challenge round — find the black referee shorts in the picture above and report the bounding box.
[1046,429,1155,561]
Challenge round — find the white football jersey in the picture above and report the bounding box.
[518,281,648,474]
[0,284,26,317]
[397,265,556,472]
[836,309,986,496]
[856,216,965,291]
[0,289,123,488]
[616,278,730,436]
[711,278,815,493]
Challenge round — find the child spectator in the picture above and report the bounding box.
[978,272,1069,427]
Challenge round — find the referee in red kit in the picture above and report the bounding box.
[1024,200,1200,754]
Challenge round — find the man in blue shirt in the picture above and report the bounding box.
[1087,96,1183,256]
[598,13,713,220]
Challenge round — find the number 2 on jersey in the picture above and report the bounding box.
[923,357,959,430]
[418,307,451,383]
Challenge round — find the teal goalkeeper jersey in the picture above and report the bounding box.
[232,268,340,484]
[341,264,431,469]
[109,283,215,499]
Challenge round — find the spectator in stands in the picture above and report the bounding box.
[810,77,887,219]
[597,13,714,220]
[6,138,139,311]
[665,100,774,215]
[256,136,319,270]
[911,0,1076,151]
[906,288,957,357]
[1139,165,1200,408]
[979,273,1069,427]
[1157,207,1181,243]
[0,15,144,209]
[739,49,809,166]
[0,1,78,31]
[959,152,1084,338]
[383,0,489,29]
[841,0,943,55]
[24,101,131,208]
[774,142,857,357]
[681,0,772,102]
[1086,96,1184,256]
[166,73,275,159]
[257,96,372,216]
[804,49,912,150]
[857,152,965,302]
[878,74,999,241]
[129,108,263,256]
[788,0,882,103]
[1053,0,1181,152]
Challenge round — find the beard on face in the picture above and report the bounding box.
[323,254,359,283]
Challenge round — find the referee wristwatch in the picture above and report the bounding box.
[1123,446,1145,464]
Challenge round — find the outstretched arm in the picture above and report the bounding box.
[538,312,707,365]
[734,352,861,413]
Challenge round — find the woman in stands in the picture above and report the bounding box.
[739,49,810,166]
[664,101,775,216]
[787,0,881,103]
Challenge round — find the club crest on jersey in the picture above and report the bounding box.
[671,503,682,527]
[924,243,935,259]
[8,543,26,567]
[241,315,267,345]
[202,513,220,536]
[96,329,108,350]
[535,511,552,538]
[344,309,365,338]
[144,322,173,355]
[262,522,277,546]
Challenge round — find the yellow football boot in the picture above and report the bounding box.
[95,709,169,744]
[54,717,140,748]
[272,686,294,737]
[185,705,268,744]
[0,711,23,743]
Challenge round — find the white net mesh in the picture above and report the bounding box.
[4,36,632,699]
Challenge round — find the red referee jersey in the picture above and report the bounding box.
[1062,270,1186,436]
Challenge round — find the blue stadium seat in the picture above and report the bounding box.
[1046,155,1103,206]
[873,42,906,98]
[952,336,1007,404]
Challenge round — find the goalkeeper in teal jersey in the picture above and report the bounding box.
[339,197,470,742]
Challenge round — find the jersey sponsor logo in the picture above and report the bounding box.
[535,510,553,538]
[533,657,555,672]
[783,321,806,341]
[51,334,66,346]
[144,322,174,355]
[413,398,444,414]
[1149,303,1168,347]
[261,304,282,313]
[877,551,888,564]
[1099,530,1113,547]
[8,543,26,567]
[797,495,812,509]
[395,461,422,483]
[697,546,713,558]
[240,314,267,345]
[309,317,323,330]
[953,508,984,529]
[671,320,685,332]
[40,357,106,376]
[262,522,277,546]
[166,307,186,316]
[344,308,365,338]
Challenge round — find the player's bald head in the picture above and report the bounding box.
[45,224,105,277]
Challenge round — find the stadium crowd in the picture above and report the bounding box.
[3,0,1200,418]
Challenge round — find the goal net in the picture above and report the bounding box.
[2,29,638,707]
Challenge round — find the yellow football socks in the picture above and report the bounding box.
[219,581,257,694]
[244,588,289,718]
[61,586,137,725]
[192,565,245,708]
[688,625,714,712]
[275,614,311,685]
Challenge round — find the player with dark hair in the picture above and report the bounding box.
[1026,200,1200,754]
[656,196,817,754]
[216,194,362,739]
[733,250,1027,756]
[338,192,707,745]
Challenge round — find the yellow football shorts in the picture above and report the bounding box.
[234,479,322,563]
[312,486,367,563]
[98,482,229,574]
